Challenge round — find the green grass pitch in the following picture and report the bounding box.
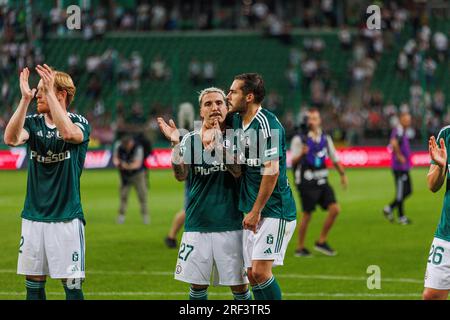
[0,168,444,300]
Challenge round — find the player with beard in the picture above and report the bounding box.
[226,73,297,300]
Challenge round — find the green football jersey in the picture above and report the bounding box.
[432,125,450,241]
[22,112,90,223]
[180,131,243,232]
[232,107,297,221]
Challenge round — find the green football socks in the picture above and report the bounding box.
[233,289,252,300]
[189,287,208,300]
[63,281,84,300]
[25,279,46,300]
[251,276,282,300]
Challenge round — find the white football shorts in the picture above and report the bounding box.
[424,237,450,290]
[17,218,85,279]
[174,230,248,286]
[243,217,296,269]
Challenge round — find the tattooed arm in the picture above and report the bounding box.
[171,142,189,181]
[157,117,190,181]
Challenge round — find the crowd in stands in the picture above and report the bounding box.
[277,0,449,145]
[0,1,449,148]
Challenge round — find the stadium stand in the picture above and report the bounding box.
[0,0,449,148]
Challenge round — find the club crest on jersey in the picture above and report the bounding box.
[72,251,79,262]
[244,135,251,147]
[266,234,274,244]
[56,130,63,140]
[223,139,231,149]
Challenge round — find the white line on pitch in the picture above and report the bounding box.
[0,269,423,284]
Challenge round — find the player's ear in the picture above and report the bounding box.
[199,105,205,120]
[57,90,68,107]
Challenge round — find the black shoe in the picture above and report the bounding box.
[383,205,394,222]
[164,236,177,249]
[294,248,312,257]
[314,241,337,256]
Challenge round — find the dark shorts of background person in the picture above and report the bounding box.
[297,183,337,213]
[392,170,412,201]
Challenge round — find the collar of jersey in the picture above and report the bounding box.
[44,118,57,130]
[242,106,262,131]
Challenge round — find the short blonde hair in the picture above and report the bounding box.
[54,70,76,107]
[198,87,227,106]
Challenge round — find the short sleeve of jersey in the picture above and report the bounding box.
[68,113,90,143]
[180,131,200,165]
[23,115,34,141]
[431,127,449,165]
[260,115,282,164]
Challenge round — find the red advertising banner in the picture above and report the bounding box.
[0,147,431,170]
[323,147,430,168]
[84,150,112,169]
[0,148,27,170]
[144,147,431,169]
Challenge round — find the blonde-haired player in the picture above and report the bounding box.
[4,64,90,300]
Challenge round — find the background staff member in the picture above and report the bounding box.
[383,112,413,225]
[291,108,347,257]
[113,135,149,225]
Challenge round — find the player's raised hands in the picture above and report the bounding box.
[19,68,36,102]
[429,136,447,168]
[157,117,180,145]
[203,118,223,151]
[35,64,55,93]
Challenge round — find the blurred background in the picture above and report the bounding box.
[1,0,450,300]
[0,0,449,151]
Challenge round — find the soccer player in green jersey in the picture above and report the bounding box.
[157,87,250,300]
[226,73,297,300]
[423,131,450,300]
[4,65,90,300]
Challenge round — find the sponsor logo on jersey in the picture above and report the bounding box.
[193,163,227,176]
[30,150,71,163]
[263,248,272,254]
[36,130,43,137]
[264,147,278,157]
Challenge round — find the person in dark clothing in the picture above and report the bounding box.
[113,135,150,224]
